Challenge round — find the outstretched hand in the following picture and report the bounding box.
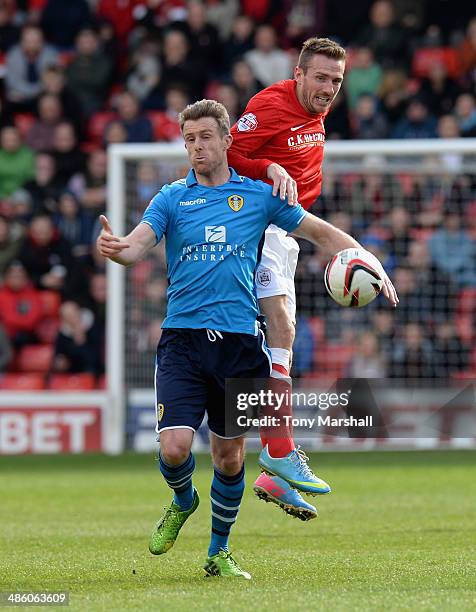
[96,215,130,259]
[381,271,399,308]
[267,162,298,206]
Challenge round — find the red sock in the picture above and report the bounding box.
[259,363,295,458]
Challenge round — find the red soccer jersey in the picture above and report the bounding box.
[228,79,327,210]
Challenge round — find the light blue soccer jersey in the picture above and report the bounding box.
[141,167,307,335]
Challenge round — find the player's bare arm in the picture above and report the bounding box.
[97,214,156,266]
[266,163,298,206]
[293,213,399,307]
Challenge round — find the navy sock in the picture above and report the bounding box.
[159,452,195,511]
[208,464,245,557]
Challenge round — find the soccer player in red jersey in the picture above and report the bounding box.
[229,38,348,518]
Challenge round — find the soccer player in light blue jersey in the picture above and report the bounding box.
[97,99,398,579]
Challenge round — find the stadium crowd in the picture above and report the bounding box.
[0,0,475,389]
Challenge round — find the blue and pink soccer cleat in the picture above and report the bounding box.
[258,445,331,496]
[253,472,317,520]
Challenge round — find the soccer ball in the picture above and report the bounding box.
[324,248,384,307]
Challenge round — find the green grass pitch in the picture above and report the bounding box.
[1,451,475,611]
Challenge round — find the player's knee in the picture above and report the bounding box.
[159,438,191,465]
[213,448,244,476]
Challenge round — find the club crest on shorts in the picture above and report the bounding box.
[228,194,244,212]
[257,268,272,287]
[157,403,165,421]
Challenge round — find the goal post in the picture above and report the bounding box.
[107,138,476,452]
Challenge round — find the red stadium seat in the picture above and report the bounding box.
[48,373,96,391]
[39,291,61,318]
[88,111,116,145]
[17,344,54,373]
[412,47,460,78]
[314,343,356,377]
[36,317,60,344]
[0,373,46,390]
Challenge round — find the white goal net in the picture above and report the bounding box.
[107,139,476,451]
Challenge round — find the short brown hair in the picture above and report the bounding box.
[298,37,346,72]
[179,99,230,136]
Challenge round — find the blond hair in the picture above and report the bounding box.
[298,37,346,72]
[179,99,230,136]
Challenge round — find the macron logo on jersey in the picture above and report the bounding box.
[179,198,206,206]
[205,226,226,243]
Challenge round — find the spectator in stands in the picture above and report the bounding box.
[392,265,429,326]
[379,68,410,127]
[372,305,395,356]
[223,14,255,70]
[160,29,206,101]
[103,119,128,146]
[324,90,352,140]
[135,161,160,205]
[40,0,92,51]
[126,37,161,104]
[391,96,437,139]
[87,272,106,326]
[428,209,476,287]
[386,206,412,263]
[68,149,107,214]
[0,322,12,372]
[346,330,387,378]
[456,17,476,78]
[53,190,95,258]
[283,0,325,49]
[174,0,222,74]
[51,121,85,185]
[0,215,22,279]
[406,240,457,322]
[245,24,292,87]
[41,66,84,137]
[5,25,58,112]
[356,0,408,69]
[433,320,470,377]
[230,59,264,115]
[115,91,153,143]
[53,301,104,375]
[418,61,461,118]
[390,322,435,378]
[151,85,189,142]
[18,213,84,300]
[0,126,35,198]
[0,260,42,348]
[66,27,112,117]
[2,188,33,223]
[23,152,61,215]
[454,93,476,138]
[437,114,461,138]
[352,94,389,139]
[0,1,19,53]
[25,93,63,152]
[345,47,383,109]
[214,83,239,125]
[204,0,239,41]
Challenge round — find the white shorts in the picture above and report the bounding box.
[255,224,300,321]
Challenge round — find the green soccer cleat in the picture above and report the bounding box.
[203,550,251,580]
[148,489,199,555]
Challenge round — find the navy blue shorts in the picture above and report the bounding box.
[155,328,271,438]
